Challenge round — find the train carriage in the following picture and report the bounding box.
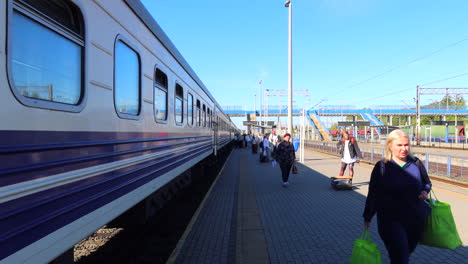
[0,0,237,263]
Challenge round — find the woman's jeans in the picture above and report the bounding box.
[378,216,425,264]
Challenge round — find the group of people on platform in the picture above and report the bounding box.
[235,129,434,264]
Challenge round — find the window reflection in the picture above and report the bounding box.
[11,12,82,104]
[188,94,193,125]
[196,100,201,127]
[155,88,167,120]
[203,105,206,127]
[175,98,183,123]
[115,41,140,116]
[154,69,168,121]
[175,84,183,124]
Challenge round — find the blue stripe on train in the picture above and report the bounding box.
[0,131,211,187]
[0,144,212,260]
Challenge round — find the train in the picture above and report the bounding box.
[0,0,238,263]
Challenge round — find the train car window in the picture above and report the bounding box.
[196,100,201,127]
[207,109,210,128]
[9,0,85,112]
[187,93,194,126]
[209,109,212,128]
[154,68,168,122]
[115,40,141,117]
[202,104,206,127]
[175,84,183,125]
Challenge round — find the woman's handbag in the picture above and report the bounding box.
[292,163,298,174]
[420,191,463,249]
[350,230,382,264]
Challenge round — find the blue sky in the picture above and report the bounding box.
[141,0,468,127]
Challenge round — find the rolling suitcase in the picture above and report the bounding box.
[331,176,353,190]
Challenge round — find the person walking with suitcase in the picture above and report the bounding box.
[337,131,363,178]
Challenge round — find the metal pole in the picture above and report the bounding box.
[300,108,305,163]
[446,88,449,111]
[254,94,256,116]
[259,80,263,129]
[416,85,421,146]
[266,89,269,128]
[431,127,434,143]
[285,0,293,134]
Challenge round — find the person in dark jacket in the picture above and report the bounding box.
[363,129,431,264]
[337,131,363,178]
[273,133,296,187]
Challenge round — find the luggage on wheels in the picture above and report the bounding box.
[331,176,353,190]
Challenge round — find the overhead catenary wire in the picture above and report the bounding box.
[332,36,468,103]
[353,88,412,104]
[349,36,468,89]
[421,72,468,87]
[343,36,468,105]
[354,71,468,104]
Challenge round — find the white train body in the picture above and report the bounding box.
[0,0,237,263]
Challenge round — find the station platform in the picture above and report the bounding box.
[167,147,468,264]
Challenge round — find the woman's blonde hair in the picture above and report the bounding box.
[384,129,412,162]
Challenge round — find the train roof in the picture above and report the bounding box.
[124,0,227,117]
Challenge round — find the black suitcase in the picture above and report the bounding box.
[331,177,353,190]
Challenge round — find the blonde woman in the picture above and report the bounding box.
[363,130,431,264]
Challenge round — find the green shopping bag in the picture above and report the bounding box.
[420,191,463,249]
[350,229,382,264]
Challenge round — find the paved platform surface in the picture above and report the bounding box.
[169,147,468,264]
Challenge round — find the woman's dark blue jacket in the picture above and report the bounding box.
[363,156,432,223]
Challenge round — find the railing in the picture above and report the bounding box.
[222,105,302,112]
[303,139,468,183]
[222,105,243,110]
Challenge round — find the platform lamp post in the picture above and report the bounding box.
[254,94,256,115]
[416,85,421,146]
[285,0,293,134]
[259,80,263,131]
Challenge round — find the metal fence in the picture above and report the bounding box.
[304,140,468,182]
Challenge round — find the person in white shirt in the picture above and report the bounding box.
[246,133,252,148]
[251,133,259,153]
[268,130,279,158]
[337,131,363,178]
[268,130,279,148]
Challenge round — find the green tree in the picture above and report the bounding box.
[420,94,466,124]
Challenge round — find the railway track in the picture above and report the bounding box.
[74,154,227,263]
